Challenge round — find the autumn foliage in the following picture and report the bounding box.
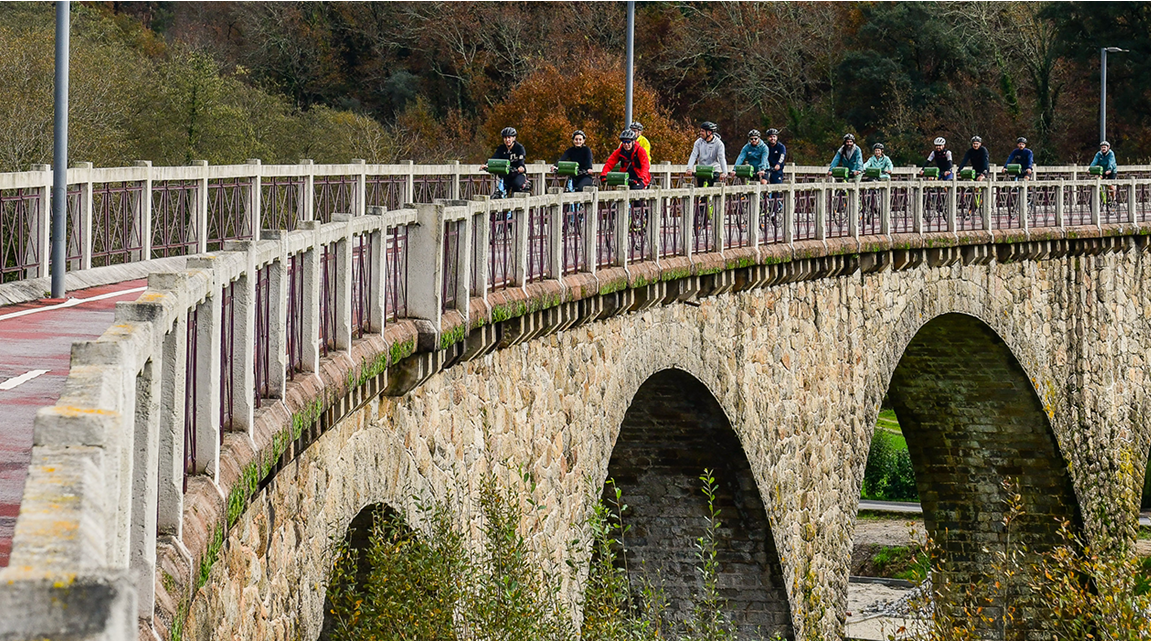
[483,57,695,165]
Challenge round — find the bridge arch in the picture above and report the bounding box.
[878,312,1081,637]
[602,368,794,639]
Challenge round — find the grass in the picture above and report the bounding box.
[870,545,930,582]
[876,408,902,434]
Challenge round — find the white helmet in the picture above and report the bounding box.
[933,137,946,146]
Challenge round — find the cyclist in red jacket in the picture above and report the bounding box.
[600,129,651,189]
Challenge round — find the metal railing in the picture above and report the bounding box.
[7,164,1151,640]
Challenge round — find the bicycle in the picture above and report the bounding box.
[859,167,886,229]
[999,164,1034,224]
[827,167,854,231]
[1090,165,1118,219]
[919,167,947,227]
[690,166,720,242]
[957,169,984,221]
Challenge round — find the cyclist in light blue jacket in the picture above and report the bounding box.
[862,143,893,180]
[731,129,770,184]
[828,134,864,180]
[1091,141,1118,179]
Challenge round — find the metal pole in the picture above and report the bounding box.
[1100,47,1107,144]
[625,1,635,128]
[51,1,69,299]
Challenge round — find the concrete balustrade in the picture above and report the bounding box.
[4,168,1151,639]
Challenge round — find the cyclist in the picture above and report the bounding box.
[862,143,893,180]
[601,129,651,189]
[687,121,728,187]
[827,133,863,180]
[1002,137,1034,180]
[920,137,954,180]
[956,136,990,180]
[1091,141,1118,179]
[1092,140,1119,202]
[764,128,787,184]
[480,127,528,197]
[552,130,595,192]
[730,129,770,184]
[630,122,651,161]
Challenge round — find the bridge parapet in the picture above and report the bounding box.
[4,171,1151,639]
[2,158,1150,284]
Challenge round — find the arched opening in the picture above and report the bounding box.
[886,313,1081,639]
[603,369,794,639]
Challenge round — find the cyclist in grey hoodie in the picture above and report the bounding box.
[687,121,728,187]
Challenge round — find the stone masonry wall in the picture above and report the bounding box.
[184,239,1151,641]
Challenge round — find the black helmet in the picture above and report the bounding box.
[1016,136,1028,144]
[572,130,586,140]
[501,127,517,138]
[700,121,718,132]
[971,135,982,143]
[748,129,761,139]
[619,129,638,142]
[629,121,644,131]
[873,143,884,150]
[765,128,779,136]
[843,133,856,142]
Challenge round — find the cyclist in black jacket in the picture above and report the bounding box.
[552,130,595,192]
[957,136,990,180]
[481,127,528,197]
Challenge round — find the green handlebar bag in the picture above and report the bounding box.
[605,172,628,186]
[556,161,580,177]
[864,167,882,179]
[1005,163,1022,175]
[922,167,940,178]
[486,159,510,175]
[959,169,976,180]
[734,165,756,179]
[1089,165,1103,176]
[830,167,849,179]
[694,165,716,180]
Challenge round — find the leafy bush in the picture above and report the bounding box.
[863,429,918,502]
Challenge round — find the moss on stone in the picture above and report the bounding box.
[439,323,467,351]
[389,337,416,363]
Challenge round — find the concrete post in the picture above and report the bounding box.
[647,191,660,263]
[135,161,153,261]
[456,214,473,321]
[981,183,993,232]
[1020,183,1031,231]
[880,184,891,236]
[129,357,160,620]
[298,221,322,373]
[221,241,257,437]
[587,189,600,273]
[33,164,52,279]
[299,159,315,222]
[1055,180,1066,228]
[614,191,629,267]
[912,183,923,234]
[514,195,531,281]
[451,160,461,200]
[331,216,355,350]
[77,161,94,269]
[548,191,563,280]
[714,186,726,254]
[192,160,209,254]
[261,239,289,398]
[146,275,188,538]
[848,184,860,239]
[472,201,491,298]
[685,187,697,258]
[246,159,262,242]
[183,265,221,479]
[351,159,367,217]
[946,182,957,232]
[366,209,387,333]
[406,203,444,329]
[1128,179,1138,224]
[815,186,827,241]
[404,160,415,205]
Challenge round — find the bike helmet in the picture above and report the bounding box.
[1016,137,1028,144]
[765,128,779,136]
[501,127,517,138]
[934,137,946,146]
[873,143,885,150]
[971,136,982,143]
[700,121,718,132]
[748,129,761,139]
[1100,140,1111,147]
[572,130,585,140]
[629,121,644,131]
[619,129,638,142]
[843,133,856,141]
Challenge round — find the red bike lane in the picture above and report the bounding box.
[0,280,146,567]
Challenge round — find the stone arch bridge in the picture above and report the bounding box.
[2,162,1151,641]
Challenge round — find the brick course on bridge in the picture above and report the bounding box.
[3,163,1151,641]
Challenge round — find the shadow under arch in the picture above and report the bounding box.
[319,503,405,640]
[886,313,1082,637]
[603,368,794,639]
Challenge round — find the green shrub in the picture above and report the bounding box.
[863,430,919,502]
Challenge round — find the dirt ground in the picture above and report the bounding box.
[851,517,926,577]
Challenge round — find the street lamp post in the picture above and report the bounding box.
[625,1,635,128]
[1100,46,1127,144]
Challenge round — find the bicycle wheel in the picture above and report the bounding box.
[829,190,848,228]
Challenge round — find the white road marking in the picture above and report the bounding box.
[0,369,49,390]
[0,286,146,322]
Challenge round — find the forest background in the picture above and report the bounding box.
[1,1,1148,173]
